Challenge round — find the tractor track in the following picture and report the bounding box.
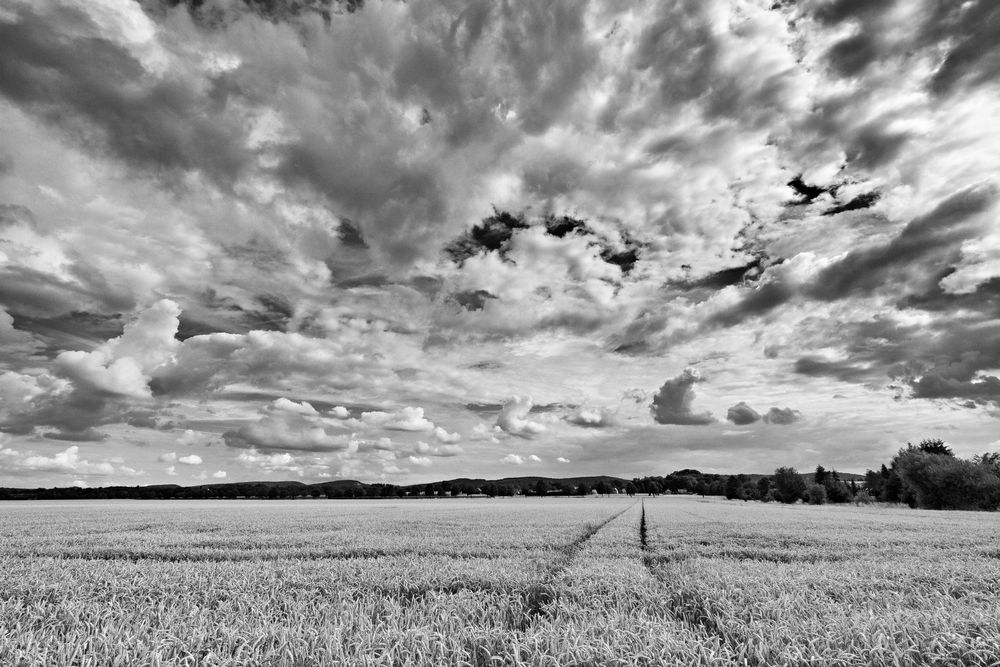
[513,501,637,630]
[638,502,733,648]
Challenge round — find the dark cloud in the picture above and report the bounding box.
[911,374,1000,402]
[763,407,802,425]
[808,183,997,301]
[900,276,1000,318]
[543,215,589,238]
[826,32,882,78]
[444,210,529,265]
[811,0,897,25]
[674,257,770,292]
[822,191,880,216]
[10,311,123,356]
[726,401,762,425]
[787,176,829,204]
[650,369,714,425]
[0,8,251,189]
[449,290,498,312]
[43,428,109,442]
[794,357,872,383]
[706,280,795,328]
[806,0,1000,99]
[921,1,1000,97]
[142,0,364,25]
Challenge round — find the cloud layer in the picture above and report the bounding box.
[2,0,1000,484]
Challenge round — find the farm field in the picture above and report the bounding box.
[0,497,999,666]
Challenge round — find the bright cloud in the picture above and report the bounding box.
[496,396,546,438]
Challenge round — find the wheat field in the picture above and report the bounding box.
[1,496,998,666]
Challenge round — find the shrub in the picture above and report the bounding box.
[853,490,875,505]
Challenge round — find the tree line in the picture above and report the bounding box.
[3,438,997,510]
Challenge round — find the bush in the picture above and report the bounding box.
[853,490,875,505]
[806,483,827,505]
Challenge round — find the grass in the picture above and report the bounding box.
[0,497,998,665]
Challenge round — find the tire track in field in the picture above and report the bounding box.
[512,501,637,631]
[639,504,733,646]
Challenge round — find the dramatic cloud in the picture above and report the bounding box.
[726,402,762,425]
[650,370,715,426]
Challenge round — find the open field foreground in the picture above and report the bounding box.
[1,498,999,666]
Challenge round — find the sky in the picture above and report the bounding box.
[1,0,999,488]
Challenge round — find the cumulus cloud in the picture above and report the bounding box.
[763,407,802,425]
[358,407,436,432]
[54,299,180,399]
[496,396,546,438]
[236,450,301,474]
[177,454,202,465]
[566,406,615,428]
[407,455,432,467]
[470,422,503,444]
[414,441,463,457]
[432,426,462,443]
[223,402,353,453]
[176,429,204,447]
[650,369,715,425]
[271,398,319,416]
[3,445,115,476]
[501,454,524,465]
[726,402,762,425]
[212,470,227,479]
[557,457,571,463]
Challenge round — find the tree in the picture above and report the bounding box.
[974,452,1000,468]
[577,482,590,496]
[814,465,828,484]
[533,479,549,497]
[625,482,637,497]
[756,477,771,500]
[725,475,741,500]
[894,448,1000,510]
[915,438,953,457]
[773,467,806,504]
[806,483,827,505]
